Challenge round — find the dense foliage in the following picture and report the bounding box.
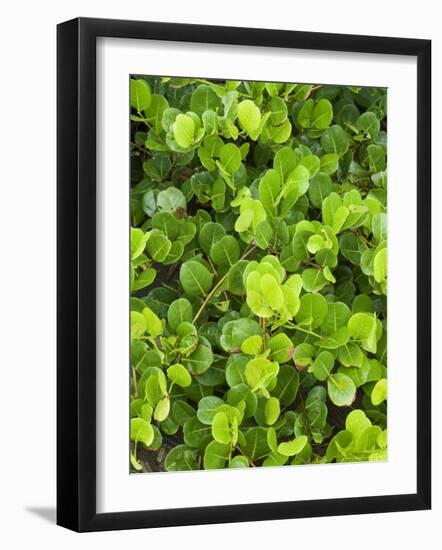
[129,76,387,473]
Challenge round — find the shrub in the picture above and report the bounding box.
[129,76,387,472]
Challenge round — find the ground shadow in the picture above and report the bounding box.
[26,506,56,524]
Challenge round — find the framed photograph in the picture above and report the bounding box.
[57,17,431,532]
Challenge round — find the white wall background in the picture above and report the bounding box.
[0,0,439,547]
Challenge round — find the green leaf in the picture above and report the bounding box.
[190,84,219,116]
[182,344,214,375]
[372,213,387,243]
[320,153,339,175]
[312,99,333,129]
[130,79,152,111]
[133,268,156,291]
[131,311,146,340]
[320,125,350,155]
[311,351,334,381]
[220,318,261,352]
[172,400,196,426]
[173,114,195,148]
[255,220,273,249]
[371,378,387,405]
[338,344,364,367]
[277,435,308,456]
[322,192,349,233]
[131,228,149,260]
[297,99,314,128]
[143,306,163,338]
[145,94,168,132]
[367,144,386,172]
[219,143,241,173]
[327,373,356,406]
[268,97,288,125]
[180,261,213,296]
[130,417,154,446]
[241,334,263,355]
[242,427,270,459]
[264,397,280,425]
[259,169,281,214]
[356,112,380,140]
[146,230,171,262]
[197,396,224,425]
[271,365,299,406]
[204,441,231,469]
[346,409,372,438]
[373,247,387,283]
[260,273,284,310]
[273,147,297,181]
[347,312,377,353]
[212,411,231,444]
[210,235,241,267]
[237,99,262,138]
[295,293,328,329]
[157,187,186,213]
[229,456,249,468]
[302,268,328,292]
[268,333,294,363]
[183,417,212,449]
[165,445,198,471]
[153,397,170,422]
[309,172,333,208]
[167,363,192,387]
[322,302,351,334]
[198,222,226,255]
[168,298,193,331]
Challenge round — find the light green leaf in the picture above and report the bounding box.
[264,396,280,425]
[212,411,231,444]
[131,228,149,260]
[143,306,163,338]
[327,373,356,406]
[348,312,377,353]
[241,335,263,355]
[373,247,387,283]
[237,99,262,137]
[130,417,154,446]
[167,363,192,388]
[371,378,387,405]
[131,311,146,340]
[277,435,308,456]
[154,397,170,422]
[173,114,195,148]
[130,79,152,111]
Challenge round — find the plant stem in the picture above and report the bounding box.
[286,323,323,339]
[192,245,257,324]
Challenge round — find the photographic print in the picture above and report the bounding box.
[129,76,388,473]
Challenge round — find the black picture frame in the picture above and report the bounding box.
[57,17,431,532]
